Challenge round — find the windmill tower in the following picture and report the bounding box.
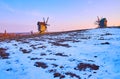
[37,17,49,34]
[95,16,107,28]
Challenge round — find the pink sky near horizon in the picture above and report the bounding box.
[0,0,120,33]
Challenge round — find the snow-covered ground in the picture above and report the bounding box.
[0,27,120,79]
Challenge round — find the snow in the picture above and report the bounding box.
[0,27,120,79]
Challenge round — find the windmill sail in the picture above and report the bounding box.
[46,17,49,24]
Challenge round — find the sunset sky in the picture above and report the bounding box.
[0,0,120,32]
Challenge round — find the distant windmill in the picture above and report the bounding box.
[95,16,107,28]
[37,17,50,34]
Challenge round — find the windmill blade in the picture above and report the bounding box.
[46,24,50,26]
[97,16,100,21]
[43,17,45,23]
[46,17,49,24]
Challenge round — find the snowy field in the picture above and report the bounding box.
[0,27,120,79]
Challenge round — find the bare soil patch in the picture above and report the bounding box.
[54,53,68,57]
[34,62,48,69]
[0,48,9,59]
[65,72,81,79]
[75,63,99,71]
[53,72,65,79]
[19,48,32,53]
[49,42,71,48]
[101,42,110,45]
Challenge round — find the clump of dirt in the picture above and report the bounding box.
[80,36,91,40]
[56,39,71,42]
[65,72,81,79]
[75,63,99,71]
[56,38,79,43]
[101,42,110,45]
[38,46,46,49]
[19,48,32,53]
[94,56,97,58]
[21,40,30,43]
[46,58,56,60]
[101,33,112,36]
[48,69,57,73]
[49,42,71,48]
[105,33,112,35]
[54,53,68,57]
[30,58,42,60]
[40,53,46,56]
[34,62,48,69]
[0,48,9,59]
[30,45,37,49]
[68,33,78,36]
[53,72,65,79]
[51,64,58,67]
[6,68,12,71]
[60,66,64,69]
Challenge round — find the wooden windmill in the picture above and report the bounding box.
[37,17,49,34]
[95,16,107,28]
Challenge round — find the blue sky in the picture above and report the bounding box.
[0,0,120,32]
